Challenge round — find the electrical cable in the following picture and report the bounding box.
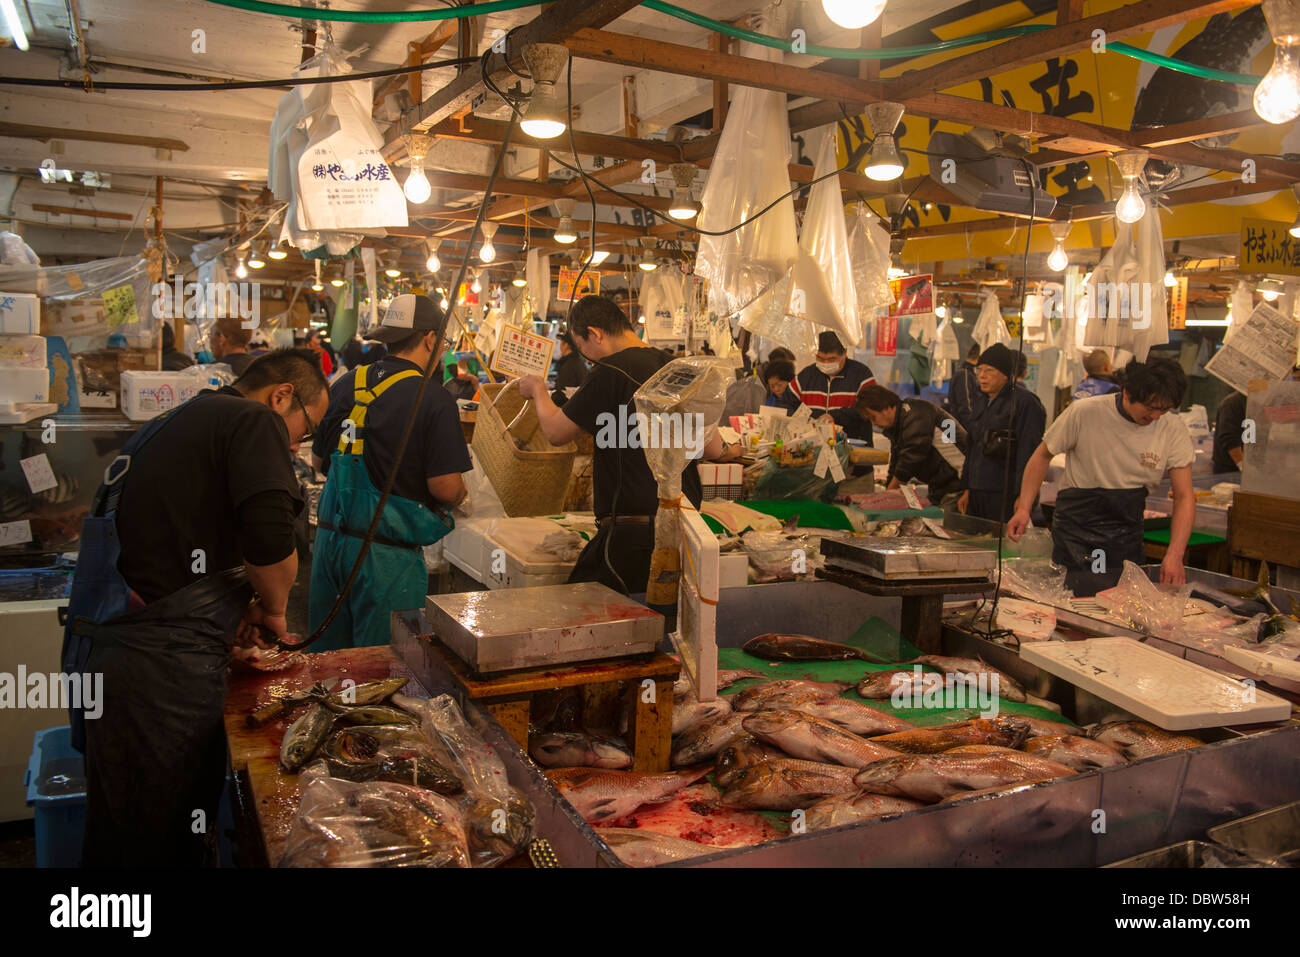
[205,0,548,22]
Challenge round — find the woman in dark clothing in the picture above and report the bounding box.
[551,330,589,406]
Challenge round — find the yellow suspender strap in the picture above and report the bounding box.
[338,366,422,454]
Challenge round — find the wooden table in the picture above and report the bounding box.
[223,646,421,867]
[815,567,994,654]
[415,635,679,772]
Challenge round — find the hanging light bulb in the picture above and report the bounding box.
[863,102,905,182]
[330,267,346,288]
[268,239,288,260]
[310,259,323,292]
[401,133,434,204]
[1290,185,1300,238]
[821,0,888,29]
[1258,277,1283,302]
[552,198,578,244]
[234,255,248,280]
[471,271,482,294]
[440,296,450,310]
[1111,149,1148,224]
[1164,269,1177,288]
[1047,221,1071,272]
[384,256,402,279]
[1255,0,1300,123]
[952,312,964,325]
[512,263,528,287]
[935,302,948,319]
[520,44,570,140]
[479,222,498,263]
[637,236,658,271]
[425,239,442,273]
[248,242,266,269]
[667,163,700,220]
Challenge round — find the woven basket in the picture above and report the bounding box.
[472,381,576,516]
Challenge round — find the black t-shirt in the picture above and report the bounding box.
[116,387,304,603]
[312,355,472,510]
[1212,390,1248,474]
[561,346,704,517]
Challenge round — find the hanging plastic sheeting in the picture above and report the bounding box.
[0,256,157,351]
[641,267,688,345]
[1022,292,1048,344]
[1053,276,1082,389]
[930,315,961,388]
[1131,209,1169,360]
[360,246,379,335]
[0,231,39,266]
[527,249,551,323]
[846,204,895,334]
[268,41,406,258]
[1229,279,1252,332]
[1080,222,1142,351]
[693,35,809,353]
[972,290,1011,351]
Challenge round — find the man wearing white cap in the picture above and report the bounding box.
[308,294,470,648]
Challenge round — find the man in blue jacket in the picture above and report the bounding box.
[958,343,1046,523]
[1073,349,1122,401]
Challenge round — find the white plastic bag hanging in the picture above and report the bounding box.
[1229,280,1252,332]
[640,268,687,343]
[527,249,550,322]
[1081,224,1141,350]
[972,290,1011,350]
[847,204,894,327]
[1131,208,1169,360]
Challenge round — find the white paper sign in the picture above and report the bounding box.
[1205,302,1299,394]
[921,517,952,539]
[491,323,556,379]
[814,445,831,478]
[899,484,923,510]
[827,446,846,482]
[0,520,32,547]
[20,454,57,494]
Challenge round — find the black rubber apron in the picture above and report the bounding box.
[1050,486,1148,597]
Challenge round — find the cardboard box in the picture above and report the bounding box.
[0,368,49,404]
[0,293,40,335]
[120,369,204,420]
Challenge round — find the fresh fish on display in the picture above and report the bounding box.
[714,734,785,788]
[598,828,720,866]
[730,679,854,711]
[546,767,710,823]
[1009,715,1080,738]
[670,712,748,766]
[942,745,1090,778]
[332,704,420,727]
[324,676,410,708]
[856,668,930,699]
[742,634,876,662]
[674,668,765,696]
[720,759,859,811]
[938,779,1057,802]
[853,752,1075,803]
[1089,721,1202,760]
[869,716,1030,754]
[604,781,782,847]
[904,655,1027,702]
[744,690,916,736]
[466,792,536,863]
[529,732,634,770]
[804,791,927,830]
[741,710,901,768]
[322,725,464,794]
[672,690,733,735]
[1023,734,1129,771]
[280,703,336,771]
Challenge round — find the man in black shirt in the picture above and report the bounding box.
[518,296,728,594]
[857,385,968,508]
[210,315,254,377]
[310,294,470,649]
[551,330,588,406]
[1211,390,1248,474]
[63,349,327,867]
[945,342,986,431]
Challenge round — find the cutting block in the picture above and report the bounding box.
[426,582,664,675]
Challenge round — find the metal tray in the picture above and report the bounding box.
[1207,800,1300,866]
[1105,840,1264,868]
[821,536,997,581]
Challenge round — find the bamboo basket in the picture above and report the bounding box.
[472,380,576,516]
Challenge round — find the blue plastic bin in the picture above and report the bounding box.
[24,726,86,868]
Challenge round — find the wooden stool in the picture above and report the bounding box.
[419,636,680,772]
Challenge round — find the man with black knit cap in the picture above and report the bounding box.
[791,331,877,443]
[958,342,1045,523]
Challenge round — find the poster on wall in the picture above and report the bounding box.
[1240,219,1300,277]
[557,268,600,301]
[888,274,933,317]
[875,315,898,356]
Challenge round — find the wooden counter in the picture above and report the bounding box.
[224,646,421,866]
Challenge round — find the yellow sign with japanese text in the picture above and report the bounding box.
[1240,218,1300,277]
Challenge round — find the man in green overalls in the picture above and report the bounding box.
[309,294,470,649]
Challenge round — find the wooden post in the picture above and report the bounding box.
[622,75,638,139]
[709,33,728,132]
[407,41,422,102]
[860,18,883,82]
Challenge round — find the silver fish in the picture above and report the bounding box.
[1089,721,1202,760]
[720,759,859,811]
[741,710,900,768]
[904,655,1027,703]
[670,712,748,767]
[529,732,634,769]
[547,767,709,824]
[853,751,1075,803]
[672,690,733,735]
[747,690,915,736]
[598,828,720,867]
[714,734,785,789]
[730,679,854,711]
[280,703,335,771]
[804,791,927,830]
[1023,734,1129,771]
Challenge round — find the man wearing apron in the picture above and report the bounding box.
[61,349,328,866]
[1009,357,1195,596]
[309,294,469,649]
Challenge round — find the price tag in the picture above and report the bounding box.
[20,453,58,494]
[827,448,845,482]
[899,485,922,510]
[813,445,831,478]
[490,323,556,379]
[0,520,32,547]
[921,517,952,539]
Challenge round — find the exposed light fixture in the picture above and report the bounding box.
[268,240,288,260]
[311,260,323,292]
[1291,184,1300,238]
[553,198,578,244]
[234,255,248,280]
[512,263,528,287]
[887,265,907,279]
[667,163,700,220]
[426,239,441,272]
[1164,269,1177,288]
[637,236,659,271]
[385,265,402,278]
[1047,221,1071,272]
[471,271,482,294]
[952,313,964,325]
[1111,149,1148,224]
[401,133,434,205]
[1256,0,1300,124]
[1258,277,1283,302]
[863,102,905,182]
[520,44,569,140]
[583,249,610,266]
[247,243,266,269]
[479,222,498,263]
[440,296,450,310]
[821,0,888,30]
[330,267,346,288]
[935,302,948,319]
[1,0,29,51]
[638,314,646,325]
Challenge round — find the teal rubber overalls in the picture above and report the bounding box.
[308,364,453,649]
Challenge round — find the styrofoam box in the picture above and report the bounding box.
[481,531,574,590]
[120,369,205,421]
[720,552,749,588]
[0,293,39,335]
[0,368,49,404]
[0,335,47,369]
[442,519,492,581]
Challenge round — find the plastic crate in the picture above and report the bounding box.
[24,726,86,868]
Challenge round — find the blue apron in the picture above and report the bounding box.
[308,364,453,650]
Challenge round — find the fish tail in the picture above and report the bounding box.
[855,649,890,664]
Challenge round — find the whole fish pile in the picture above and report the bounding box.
[274,676,423,773]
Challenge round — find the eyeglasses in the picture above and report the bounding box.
[291,389,317,442]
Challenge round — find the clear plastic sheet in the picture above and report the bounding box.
[752,442,851,502]
[1000,558,1075,606]
[278,762,471,867]
[1095,560,1191,635]
[847,204,894,323]
[741,529,825,582]
[0,256,158,349]
[971,290,1011,351]
[788,128,859,346]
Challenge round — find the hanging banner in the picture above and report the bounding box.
[491,323,556,379]
[875,315,898,356]
[888,274,933,316]
[1240,218,1300,277]
[557,267,600,301]
[1169,276,1188,331]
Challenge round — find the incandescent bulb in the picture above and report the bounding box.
[479,242,495,263]
[520,83,567,140]
[1047,242,1069,272]
[821,0,888,30]
[1255,43,1300,124]
[426,252,440,272]
[934,304,947,319]
[1291,215,1300,239]
[235,258,248,279]
[1164,270,1177,288]
[639,259,657,272]
[864,134,904,182]
[1114,185,1146,224]
[952,314,964,324]
[471,276,482,294]
[403,167,432,204]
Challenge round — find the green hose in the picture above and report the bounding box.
[202,0,1261,87]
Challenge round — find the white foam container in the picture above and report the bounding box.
[0,368,49,404]
[670,502,719,700]
[1021,636,1293,730]
[120,369,204,420]
[0,293,39,335]
[480,529,574,589]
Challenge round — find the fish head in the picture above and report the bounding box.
[852,756,913,788]
[741,710,802,735]
[590,738,632,766]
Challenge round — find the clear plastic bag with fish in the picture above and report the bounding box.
[1000,558,1075,607]
[751,442,851,503]
[393,693,537,866]
[1095,561,1191,635]
[278,762,471,868]
[741,529,825,583]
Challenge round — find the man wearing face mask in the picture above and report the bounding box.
[790,331,877,443]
